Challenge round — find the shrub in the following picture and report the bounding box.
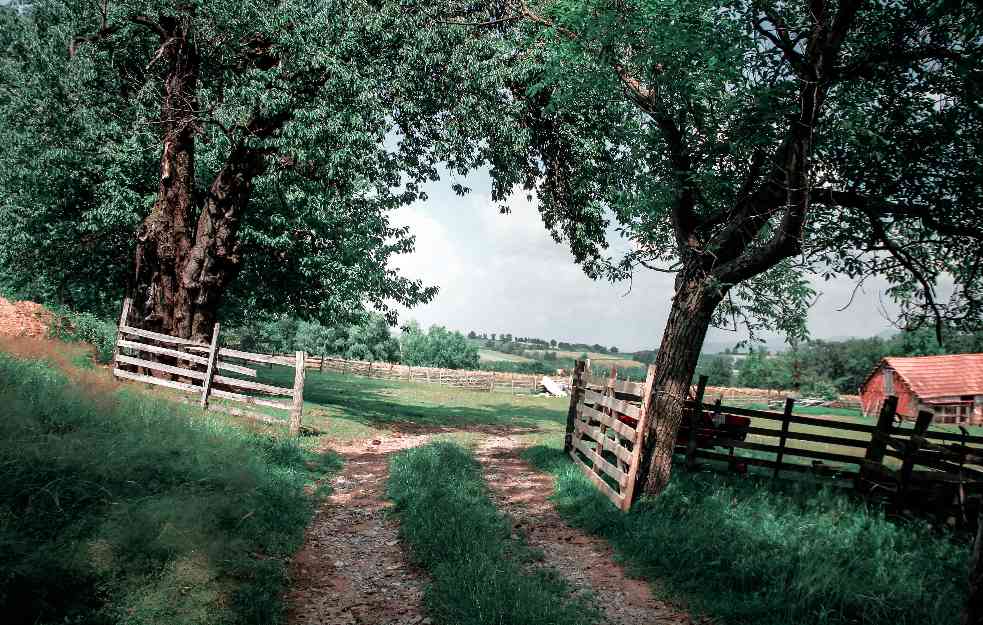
[48,310,117,363]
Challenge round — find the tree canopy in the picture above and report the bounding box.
[406,0,983,494]
[0,0,440,333]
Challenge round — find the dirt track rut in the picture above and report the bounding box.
[476,435,693,625]
[285,435,431,625]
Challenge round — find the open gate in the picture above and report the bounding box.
[564,361,655,511]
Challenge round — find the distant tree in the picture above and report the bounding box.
[400,323,479,369]
[696,354,733,387]
[610,346,619,354]
[550,339,557,348]
[467,330,477,339]
[490,333,497,341]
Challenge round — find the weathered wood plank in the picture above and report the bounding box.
[584,389,641,419]
[212,375,293,397]
[119,324,207,347]
[578,403,637,442]
[118,339,210,365]
[584,374,644,397]
[215,360,257,377]
[695,402,878,434]
[745,425,871,449]
[115,355,206,380]
[569,449,625,508]
[186,345,295,366]
[210,388,293,411]
[113,368,201,394]
[573,420,633,464]
[573,438,628,488]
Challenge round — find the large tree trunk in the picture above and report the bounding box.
[129,18,261,343]
[635,270,722,497]
[132,17,201,340]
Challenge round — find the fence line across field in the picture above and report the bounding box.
[111,298,307,435]
[306,355,543,394]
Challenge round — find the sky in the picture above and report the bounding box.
[390,171,903,354]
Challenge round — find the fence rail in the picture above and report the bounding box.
[306,355,543,394]
[680,384,983,524]
[111,298,307,434]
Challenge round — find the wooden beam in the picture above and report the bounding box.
[118,339,209,365]
[210,388,292,411]
[115,355,206,380]
[578,403,637,442]
[212,374,292,396]
[569,449,625,508]
[622,364,656,510]
[199,323,221,408]
[584,389,641,419]
[119,324,207,347]
[289,351,306,436]
[113,368,201,394]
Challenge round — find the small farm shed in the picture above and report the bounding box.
[859,354,983,424]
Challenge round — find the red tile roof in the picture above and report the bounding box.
[878,354,983,399]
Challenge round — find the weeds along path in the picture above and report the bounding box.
[475,436,692,625]
[286,434,432,625]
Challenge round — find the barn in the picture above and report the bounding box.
[859,354,983,424]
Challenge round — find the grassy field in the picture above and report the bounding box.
[525,444,969,625]
[388,442,598,625]
[556,350,647,368]
[477,348,536,363]
[244,366,569,447]
[0,349,339,625]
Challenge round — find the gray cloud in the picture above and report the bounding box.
[392,171,900,352]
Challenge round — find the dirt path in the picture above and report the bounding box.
[476,436,694,625]
[285,434,432,625]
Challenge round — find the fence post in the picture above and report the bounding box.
[773,397,795,479]
[111,297,132,371]
[865,396,898,465]
[564,360,587,453]
[686,375,709,470]
[859,395,898,491]
[319,352,325,373]
[289,351,306,436]
[899,410,934,504]
[623,364,657,510]
[199,323,221,409]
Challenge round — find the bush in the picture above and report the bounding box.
[0,353,337,625]
[49,310,117,364]
[524,446,968,625]
[387,442,597,625]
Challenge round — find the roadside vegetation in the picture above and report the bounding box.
[0,351,340,625]
[525,445,969,625]
[387,442,598,625]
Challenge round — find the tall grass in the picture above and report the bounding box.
[524,445,969,625]
[0,353,339,625]
[387,442,598,625]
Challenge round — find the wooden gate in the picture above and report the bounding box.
[564,361,655,511]
[111,298,307,435]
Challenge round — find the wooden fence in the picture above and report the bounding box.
[564,364,983,521]
[306,355,542,394]
[111,299,307,435]
[563,361,655,511]
[684,377,983,524]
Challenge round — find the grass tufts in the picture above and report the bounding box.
[524,444,969,625]
[0,352,340,625]
[387,441,598,625]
